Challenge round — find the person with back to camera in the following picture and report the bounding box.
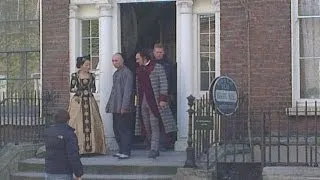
[45,109,83,180]
[68,56,106,155]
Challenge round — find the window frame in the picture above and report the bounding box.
[291,0,320,105]
[194,11,220,97]
[80,19,99,70]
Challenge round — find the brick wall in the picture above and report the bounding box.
[220,0,292,111]
[42,1,70,109]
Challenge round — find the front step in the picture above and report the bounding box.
[11,172,173,180]
[11,150,184,180]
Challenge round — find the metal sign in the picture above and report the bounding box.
[194,116,213,130]
[209,76,239,116]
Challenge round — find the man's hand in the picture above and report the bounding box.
[76,177,81,180]
[159,101,167,110]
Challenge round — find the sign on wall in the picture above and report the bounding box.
[209,76,239,116]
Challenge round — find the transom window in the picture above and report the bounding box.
[81,20,99,70]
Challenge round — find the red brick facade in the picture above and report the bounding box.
[41,0,295,127]
[42,1,70,108]
[220,0,292,111]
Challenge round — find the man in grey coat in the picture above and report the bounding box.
[106,53,134,159]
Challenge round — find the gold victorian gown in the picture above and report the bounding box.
[68,72,106,154]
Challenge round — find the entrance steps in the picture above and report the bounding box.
[11,150,185,180]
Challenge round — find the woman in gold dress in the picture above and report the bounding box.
[68,56,106,155]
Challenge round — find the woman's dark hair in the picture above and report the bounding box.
[76,56,90,68]
[137,49,152,60]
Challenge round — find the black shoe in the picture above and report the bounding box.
[118,154,130,159]
[148,150,160,158]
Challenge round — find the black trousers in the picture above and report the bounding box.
[113,113,134,156]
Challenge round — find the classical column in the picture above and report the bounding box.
[97,3,117,150]
[175,0,194,151]
[69,4,80,76]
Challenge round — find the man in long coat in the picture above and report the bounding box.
[135,49,177,158]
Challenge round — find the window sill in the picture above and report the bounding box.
[286,107,320,116]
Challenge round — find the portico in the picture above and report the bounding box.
[69,0,220,151]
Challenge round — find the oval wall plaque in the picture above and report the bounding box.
[209,76,239,116]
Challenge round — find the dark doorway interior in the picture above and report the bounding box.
[120,2,176,149]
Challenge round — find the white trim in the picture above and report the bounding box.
[291,0,299,105]
[193,14,200,97]
[197,11,221,96]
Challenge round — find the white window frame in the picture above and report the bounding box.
[291,0,320,106]
[80,19,99,70]
[194,11,220,97]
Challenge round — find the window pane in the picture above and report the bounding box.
[92,56,99,70]
[91,20,99,37]
[0,53,7,76]
[82,20,90,37]
[0,23,6,51]
[209,54,215,71]
[200,34,209,52]
[299,18,320,58]
[200,16,209,34]
[300,58,320,98]
[299,0,320,16]
[27,52,40,78]
[25,20,40,50]
[200,72,209,91]
[209,17,215,33]
[200,54,209,71]
[92,38,99,56]
[82,39,90,55]
[6,22,24,51]
[4,0,24,21]
[8,53,25,79]
[210,34,215,52]
[25,0,40,20]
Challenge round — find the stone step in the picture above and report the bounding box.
[18,150,184,175]
[11,172,173,180]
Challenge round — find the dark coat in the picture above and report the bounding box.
[45,122,84,177]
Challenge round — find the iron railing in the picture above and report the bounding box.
[187,93,320,173]
[0,90,58,149]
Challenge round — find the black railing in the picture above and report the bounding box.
[0,91,57,149]
[261,101,320,167]
[186,93,320,178]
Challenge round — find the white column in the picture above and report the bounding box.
[97,3,117,150]
[69,4,80,76]
[175,0,194,151]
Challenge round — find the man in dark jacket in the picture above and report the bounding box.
[45,109,83,180]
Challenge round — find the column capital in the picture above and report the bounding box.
[176,0,193,14]
[96,3,113,17]
[69,4,79,18]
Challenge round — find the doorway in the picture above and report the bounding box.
[120,2,176,149]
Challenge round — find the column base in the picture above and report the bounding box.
[174,138,188,151]
[106,136,118,151]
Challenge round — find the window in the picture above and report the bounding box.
[81,20,99,70]
[0,0,40,93]
[292,0,320,101]
[198,14,219,91]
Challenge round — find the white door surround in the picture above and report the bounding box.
[69,0,216,151]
